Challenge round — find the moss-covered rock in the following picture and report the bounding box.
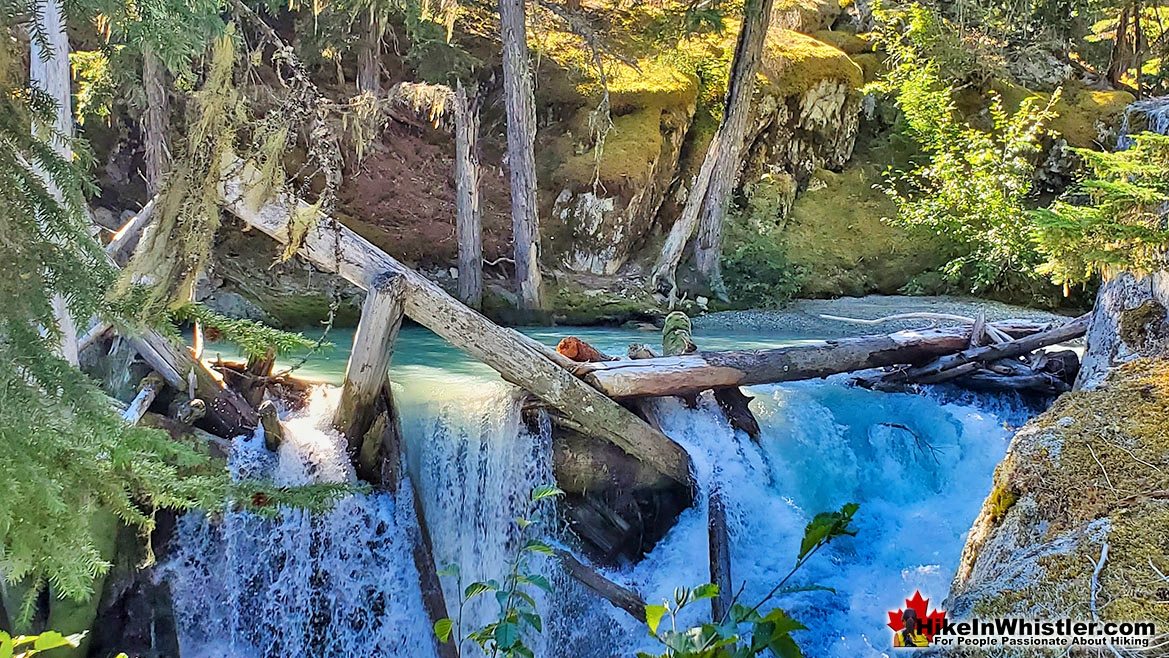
[949,359,1169,628]
[985,80,1135,149]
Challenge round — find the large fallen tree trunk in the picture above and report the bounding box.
[218,155,694,487]
[879,314,1090,385]
[554,549,648,622]
[575,320,1067,399]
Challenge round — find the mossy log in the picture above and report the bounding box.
[219,154,694,488]
[576,320,1056,398]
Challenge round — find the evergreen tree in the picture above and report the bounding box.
[0,0,227,613]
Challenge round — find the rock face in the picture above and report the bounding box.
[541,25,864,277]
[947,272,1169,632]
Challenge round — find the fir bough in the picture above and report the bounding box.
[171,303,327,358]
[0,0,226,611]
[1032,132,1169,286]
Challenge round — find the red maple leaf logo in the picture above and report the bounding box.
[887,591,947,641]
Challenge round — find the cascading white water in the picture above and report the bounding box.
[163,388,436,658]
[166,330,1035,657]
[601,381,1025,657]
[1117,95,1169,147]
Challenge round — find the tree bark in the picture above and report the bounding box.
[575,320,1057,398]
[357,9,383,95]
[219,155,694,486]
[692,0,776,296]
[121,372,165,425]
[31,0,79,365]
[1107,2,1133,87]
[649,130,721,301]
[142,47,170,195]
[1077,271,1169,389]
[453,81,483,308]
[333,274,406,479]
[498,0,543,310]
[707,488,733,621]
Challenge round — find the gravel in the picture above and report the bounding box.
[693,295,1077,338]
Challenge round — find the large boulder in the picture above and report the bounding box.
[948,273,1169,636]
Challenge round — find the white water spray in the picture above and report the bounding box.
[166,337,1033,657]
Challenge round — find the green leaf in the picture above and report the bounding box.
[767,634,803,658]
[522,539,555,555]
[645,604,668,635]
[0,632,12,658]
[691,583,720,601]
[465,581,493,599]
[519,573,553,592]
[515,516,533,530]
[519,612,543,633]
[433,618,453,643]
[530,484,565,503]
[436,564,460,578]
[494,622,519,650]
[32,632,79,652]
[798,503,859,559]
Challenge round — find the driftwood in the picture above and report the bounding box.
[554,549,648,622]
[556,337,615,363]
[219,155,694,487]
[575,320,1055,399]
[707,489,732,621]
[121,372,164,425]
[878,314,1089,385]
[257,400,284,452]
[129,331,257,436]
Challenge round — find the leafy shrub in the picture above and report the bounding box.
[639,503,859,658]
[869,3,1061,293]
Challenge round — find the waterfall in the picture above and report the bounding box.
[165,336,1033,657]
[1117,95,1169,147]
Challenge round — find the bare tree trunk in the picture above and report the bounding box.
[649,130,721,302]
[357,9,383,95]
[498,0,543,310]
[142,47,170,195]
[32,0,79,366]
[453,81,483,308]
[692,0,776,297]
[1108,2,1133,87]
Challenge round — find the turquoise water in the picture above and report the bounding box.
[178,322,1028,658]
[205,324,825,388]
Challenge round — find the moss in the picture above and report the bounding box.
[1100,503,1169,623]
[1118,299,1167,347]
[989,80,1135,149]
[782,137,951,297]
[1017,359,1169,534]
[850,52,885,84]
[812,29,872,55]
[761,29,864,98]
[549,280,663,325]
[986,483,1019,526]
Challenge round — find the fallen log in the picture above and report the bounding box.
[129,330,258,437]
[879,313,1089,385]
[121,372,164,425]
[219,155,693,487]
[575,320,1055,399]
[707,488,732,621]
[554,548,648,622]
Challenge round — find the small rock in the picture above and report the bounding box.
[449,267,459,279]
[1056,416,1075,428]
[696,296,709,309]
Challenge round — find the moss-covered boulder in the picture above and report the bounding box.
[536,39,699,274]
[949,274,1169,634]
[948,359,1169,628]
